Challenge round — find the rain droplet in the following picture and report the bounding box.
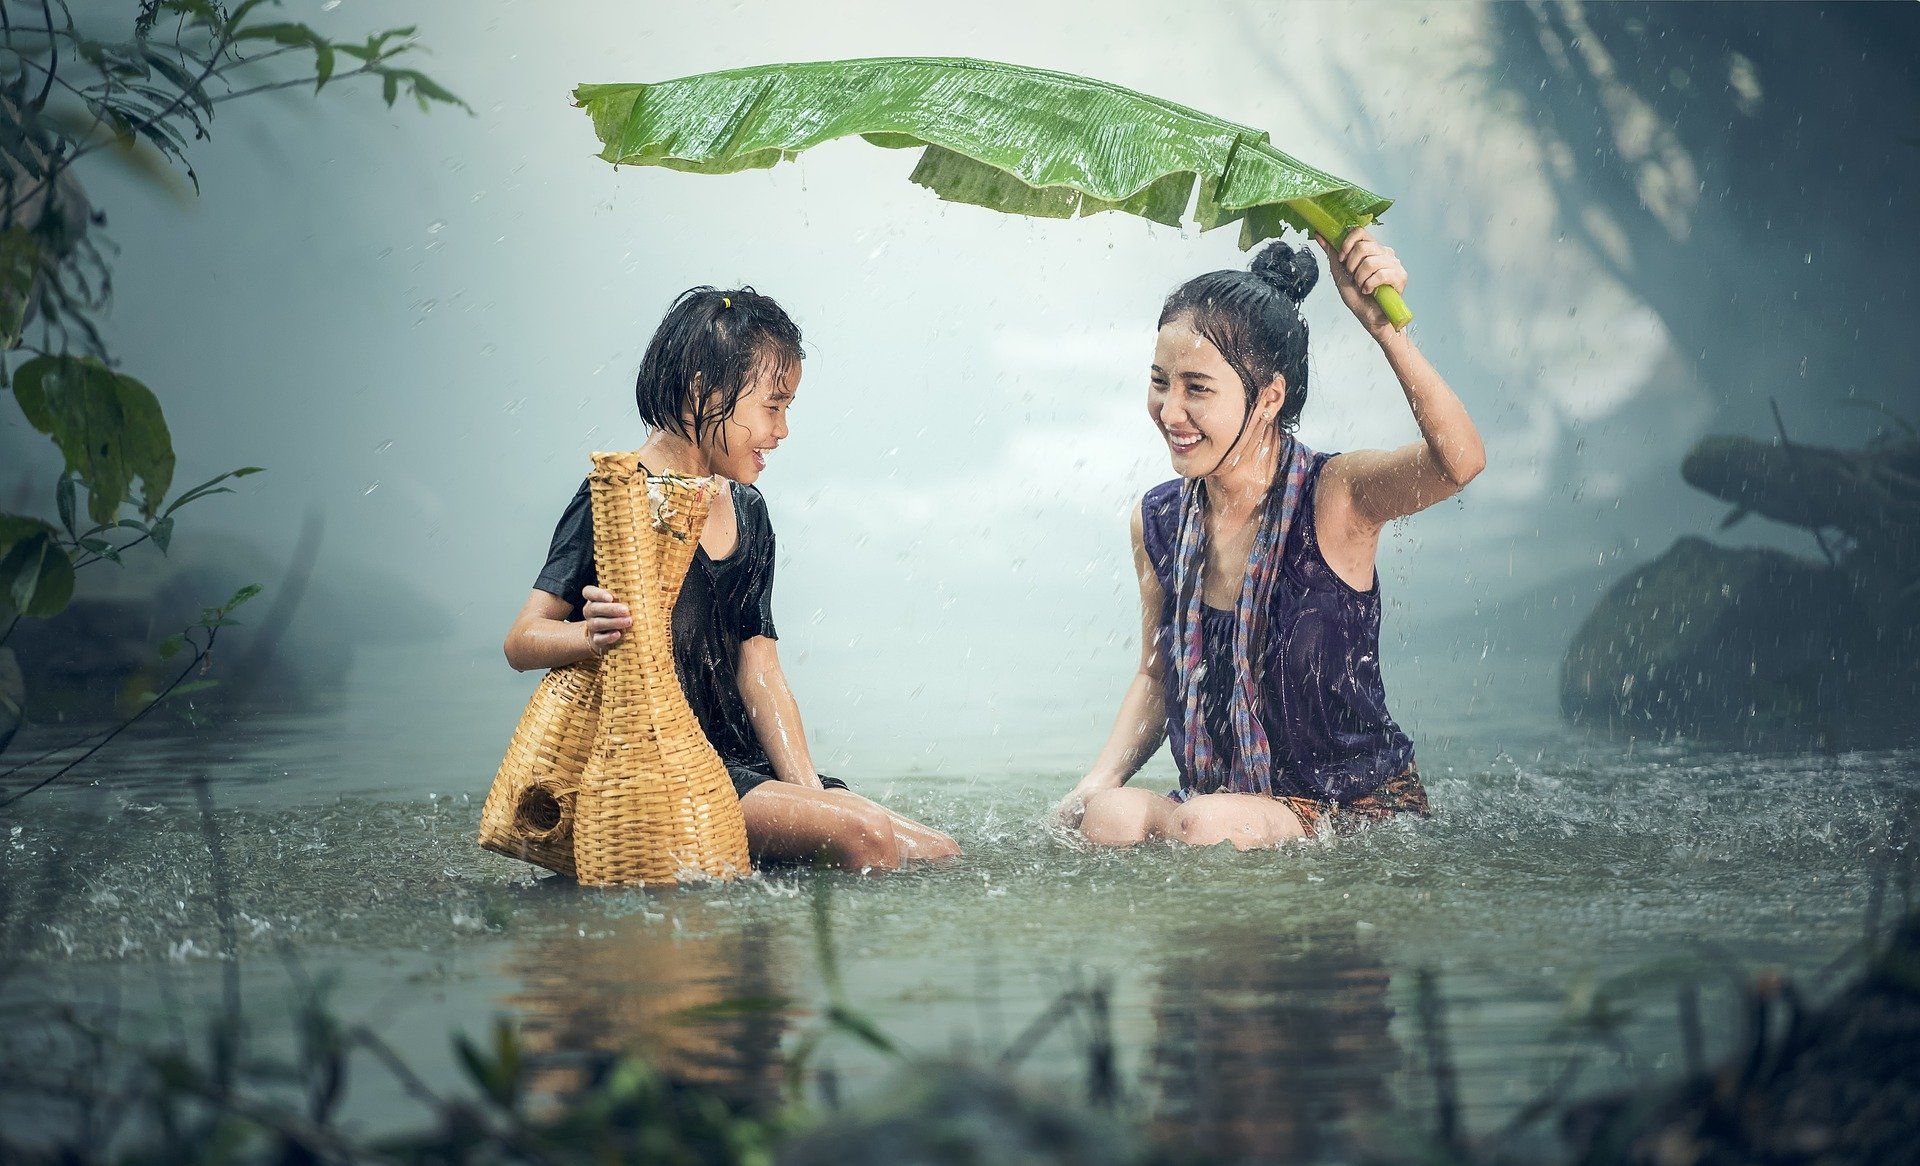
[428,220,447,235]
[374,440,394,453]
[363,482,379,496]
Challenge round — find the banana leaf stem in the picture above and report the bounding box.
[1286,197,1413,330]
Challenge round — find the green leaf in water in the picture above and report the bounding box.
[666,995,796,1023]
[453,1019,523,1110]
[825,1004,901,1056]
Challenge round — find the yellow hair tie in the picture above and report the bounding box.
[721,296,731,309]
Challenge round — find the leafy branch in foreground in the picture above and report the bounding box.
[0,0,462,766]
[0,582,259,807]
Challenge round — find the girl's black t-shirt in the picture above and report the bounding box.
[532,476,779,770]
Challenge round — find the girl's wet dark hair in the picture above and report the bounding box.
[635,286,803,449]
[1158,240,1318,436]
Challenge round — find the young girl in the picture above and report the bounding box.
[505,286,960,872]
[1055,229,1484,848]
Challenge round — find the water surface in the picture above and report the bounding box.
[4,638,1908,1160]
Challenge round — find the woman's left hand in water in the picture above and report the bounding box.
[1051,774,1114,831]
[1315,226,1408,339]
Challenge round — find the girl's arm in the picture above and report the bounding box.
[1315,229,1487,528]
[736,637,827,790]
[1053,505,1169,823]
[502,586,631,672]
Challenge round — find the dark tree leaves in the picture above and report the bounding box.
[0,227,37,349]
[11,355,176,525]
[0,516,76,619]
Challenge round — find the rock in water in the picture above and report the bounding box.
[1563,422,1920,748]
[1560,536,1862,746]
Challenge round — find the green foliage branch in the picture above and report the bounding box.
[0,0,462,787]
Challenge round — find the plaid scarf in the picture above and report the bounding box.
[1170,436,1316,796]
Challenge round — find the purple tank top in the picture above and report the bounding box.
[1140,452,1416,803]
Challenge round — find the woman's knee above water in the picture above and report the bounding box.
[1077,788,1156,846]
[1167,802,1241,847]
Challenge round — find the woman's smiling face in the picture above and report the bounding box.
[1150,316,1267,478]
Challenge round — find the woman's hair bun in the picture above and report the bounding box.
[1249,240,1318,304]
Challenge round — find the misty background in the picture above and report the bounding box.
[11,0,1915,792]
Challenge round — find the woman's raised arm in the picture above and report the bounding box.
[1315,229,1486,528]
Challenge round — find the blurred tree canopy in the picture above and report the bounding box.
[1489,2,1920,437]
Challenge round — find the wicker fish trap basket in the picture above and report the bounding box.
[476,657,599,878]
[477,452,752,886]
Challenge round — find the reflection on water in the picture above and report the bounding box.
[504,901,790,1110]
[1150,926,1400,1164]
[3,639,1914,1144]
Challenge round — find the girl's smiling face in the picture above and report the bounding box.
[1150,317,1282,478]
[698,356,799,485]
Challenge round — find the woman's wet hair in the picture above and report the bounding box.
[635,286,803,448]
[1158,240,1318,433]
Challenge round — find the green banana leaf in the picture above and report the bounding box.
[575,57,1409,326]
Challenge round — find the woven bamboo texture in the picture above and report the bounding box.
[572,452,751,886]
[478,452,751,885]
[476,657,600,878]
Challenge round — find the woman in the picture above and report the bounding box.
[505,286,960,872]
[1055,229,1484,848]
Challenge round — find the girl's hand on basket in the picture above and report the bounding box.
[580,585,631,657]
